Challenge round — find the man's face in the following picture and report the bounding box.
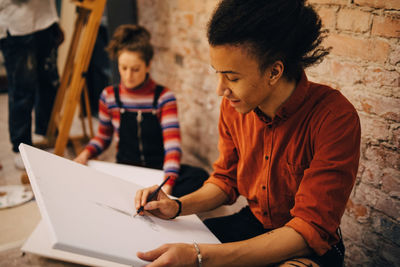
[210,45,272,114]
[118,50,150,89]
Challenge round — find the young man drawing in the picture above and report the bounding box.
[135,0,361,266]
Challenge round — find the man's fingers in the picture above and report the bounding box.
[137,245,168,261]
[144,200,162,211]
[137,185,158,207]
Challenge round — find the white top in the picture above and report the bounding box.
[0,0,59,39]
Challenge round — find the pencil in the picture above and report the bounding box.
[134,176,171,217]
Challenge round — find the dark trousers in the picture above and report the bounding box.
[171,164,209,197]
[204,206,345,267]
[0,24,60,152]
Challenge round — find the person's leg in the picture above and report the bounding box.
[1,34,37,152]
[34,24,60,135]
[203,206,268,243]
[172,164,209,197]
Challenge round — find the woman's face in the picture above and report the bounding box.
[118,50,150,89]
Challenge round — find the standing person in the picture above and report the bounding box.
[135,0,361,266]
[0,0,63,169]
[74,24,207,196]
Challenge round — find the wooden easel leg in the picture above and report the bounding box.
[48,0,107,156]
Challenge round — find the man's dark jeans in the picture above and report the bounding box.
[0,24,60,152]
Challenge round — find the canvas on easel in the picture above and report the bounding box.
[19,144,220,266]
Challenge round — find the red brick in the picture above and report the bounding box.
[337,8,371,33]
[381,168,400,197]
[354,0,400,10]
[358,92,400,121]
[205,0,218,15]
[341,214,365,241]
[344,243,370,265]
[177,0,204,12]
[361,230,382,251]
[359,158,385,186]
[318,6,338,29]
[324,34,390,63]
[372,215,400,246]
[372,15,400,38]
[389,44,400,65]
[364,145,400,170]
[346,199,369,219]
[183,13,195,27]
[306,59,332,78]
[308,0,348,5]
[381,242,400,265]
[376,195,400,219]
[331,60,363,85]
[359,113,390,143]
[354,182,385,209]
[363,67,400,88]
[392,125,400,151]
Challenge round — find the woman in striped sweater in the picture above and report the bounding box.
[74,24,200,195]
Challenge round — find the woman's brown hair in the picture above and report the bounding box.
[106,24,154,65]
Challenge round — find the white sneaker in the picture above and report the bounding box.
[14,153,25,170]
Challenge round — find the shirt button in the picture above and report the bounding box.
[265,155,269,160]
[262,185,266,190]
[263,211,268,216]
[268,125,272,129]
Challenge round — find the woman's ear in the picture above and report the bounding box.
[268,61,284,85]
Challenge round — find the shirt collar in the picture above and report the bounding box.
[276,71,309,120]
[253,71,309,123]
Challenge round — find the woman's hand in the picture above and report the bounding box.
[137,243,198,267]
[135,185,180,220]
[73,149,90,165]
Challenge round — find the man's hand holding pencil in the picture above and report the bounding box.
[135,177,181,220]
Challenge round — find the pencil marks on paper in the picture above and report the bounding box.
[94,201,160,231]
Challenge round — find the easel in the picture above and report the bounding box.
[41,0,107,156]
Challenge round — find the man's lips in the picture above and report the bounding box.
[226,96,240,101]
[227,98,241,107]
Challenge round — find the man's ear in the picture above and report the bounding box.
[268,61,284,85]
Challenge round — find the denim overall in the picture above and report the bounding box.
[113,84,209,197]
[113,85,165,169]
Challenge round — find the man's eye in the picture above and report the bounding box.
[227,76,239,82]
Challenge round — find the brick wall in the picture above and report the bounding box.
[137,0,400,266]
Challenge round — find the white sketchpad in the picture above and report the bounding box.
[19,144,219,266]
[22,221,129,267]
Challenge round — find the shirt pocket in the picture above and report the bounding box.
[284,160,309,194]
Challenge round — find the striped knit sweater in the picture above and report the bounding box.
[84,77,181,186]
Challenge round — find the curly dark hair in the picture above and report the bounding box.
[207,0,330,81]
[106,24,154,65]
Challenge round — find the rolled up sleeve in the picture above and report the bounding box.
[286,110,361,255]
[204,102,239,204]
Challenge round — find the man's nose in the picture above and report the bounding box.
[216,77,230,97]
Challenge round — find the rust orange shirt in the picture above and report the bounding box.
[205,72,361,255]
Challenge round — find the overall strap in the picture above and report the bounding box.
[113,84,123,109]
[152,85,164,110]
